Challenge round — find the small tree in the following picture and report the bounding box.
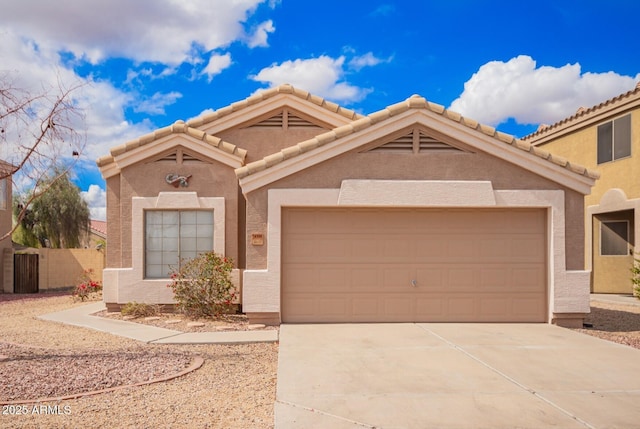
[167,252,236,318]
[13,170,90,248]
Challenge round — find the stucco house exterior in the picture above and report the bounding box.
[524,83,639,295]
[98,85,598,327]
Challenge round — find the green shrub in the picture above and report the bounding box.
[167,252,236,318]
[632,258,640,299]
[121,301,161,318]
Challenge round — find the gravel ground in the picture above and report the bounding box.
[1,293,639,429]
[0,294,278,429]
[574,300,640,349]
[96,310,279,333]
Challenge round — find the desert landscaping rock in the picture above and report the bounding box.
[248,324,266,330]
[0,294,277,428]
[187,322,205,327]
[144,316,161,321]
[164,319,182,325]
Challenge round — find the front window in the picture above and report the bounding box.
[600,220,629,256]
[145,210,213,278]
[597,114,631,164]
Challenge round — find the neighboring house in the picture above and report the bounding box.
[85,219,107,249]
[98,85,598,327]
[0,162,12,293]
[524,83,640,295]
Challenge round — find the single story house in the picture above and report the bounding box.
[98,85,598,327]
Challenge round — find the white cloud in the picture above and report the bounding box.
[247,20,275,48]
[348,52,392,71]
[81,184,106,221]
[133,91,183,115]
[252,55,371,103]
[202,53,233,82]
[0,0,274,65]
[450,55,640,127]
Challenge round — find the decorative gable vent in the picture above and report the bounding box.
[368,129,466,153]
[248,109,319,129]
[154,150,205,164]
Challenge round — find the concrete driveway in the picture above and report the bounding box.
[276,323,640,429]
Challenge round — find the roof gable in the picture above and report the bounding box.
[236,95,599,195]
[188,84,363,135]
[524,83,640,145]
[362,126,471,154]
[97,120,246,178]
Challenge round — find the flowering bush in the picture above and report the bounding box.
[167,252,236,318]
[72,269,102,302]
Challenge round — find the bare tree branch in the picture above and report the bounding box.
[0,72,87,242]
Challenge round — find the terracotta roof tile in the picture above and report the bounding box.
[235,94,600,181]
[523,83,640,141]
[90,220,107,237]
[184,84,362,129]
[97,120,247,167]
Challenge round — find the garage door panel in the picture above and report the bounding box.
[282,208,547,323]
[352,297,380,318]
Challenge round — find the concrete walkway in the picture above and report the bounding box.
[38,302,278,344]
[591,293,640,307]
[277,323,640,429]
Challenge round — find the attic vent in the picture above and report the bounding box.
[249,109,318,129]
[154,150,205,164]
[287,114,317,128]
[257,112,285,127]
[157,152,178,162]
[368,130,465,153]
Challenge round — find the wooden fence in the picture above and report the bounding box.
[4,248,104,294]
[13,253,39,293]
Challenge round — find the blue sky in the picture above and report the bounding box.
[1,0,639,220]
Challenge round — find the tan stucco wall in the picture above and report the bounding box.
[4,248,104,292]
[106,175,120,268]
[219,125,328,163]
[244,149,586,272]
[536,109,640,207]
[116,157,239,266]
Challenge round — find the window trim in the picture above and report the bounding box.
[144,209,215,279]
[600,219,629,257]
[131,193,225,281]
[597,114,632,165]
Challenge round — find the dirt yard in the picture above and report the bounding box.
[1,292,639,428]
[0,293,278,429]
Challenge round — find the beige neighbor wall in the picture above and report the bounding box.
[535,108,640,293]
[3,248,105,293]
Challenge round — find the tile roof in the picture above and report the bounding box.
[523,82,640,142]
[96,120,247,168]
[90,219,107,237]
[235,95,600,181]
[185,84,363,128]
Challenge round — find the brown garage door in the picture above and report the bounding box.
[281,207,547,323]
